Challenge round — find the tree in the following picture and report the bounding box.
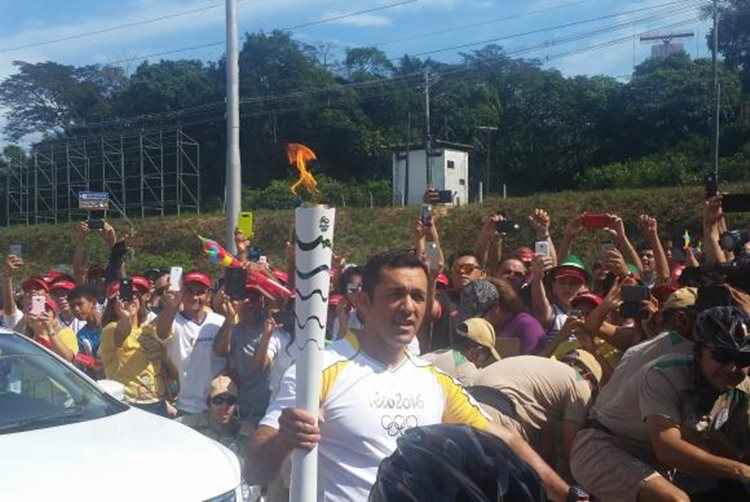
[610,53,741,159]
[0,61,127,141]
[111,60,220,116]
[344,47,394,80]
[708,0,750,92]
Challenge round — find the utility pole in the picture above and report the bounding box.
[477,126,498,197]
[712,0,720,179]
[405,111,411,205]
[424,68,432,187]
[225,0,242,255]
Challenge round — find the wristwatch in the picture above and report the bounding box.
[567,485,590,501]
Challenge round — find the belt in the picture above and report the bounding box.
[466,385,519,420]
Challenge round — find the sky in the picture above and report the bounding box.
[0,0,712,148]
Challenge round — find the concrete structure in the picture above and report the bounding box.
[392,141,471,206]
[651,42,685,60]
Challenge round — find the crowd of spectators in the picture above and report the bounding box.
[2,190,750,502]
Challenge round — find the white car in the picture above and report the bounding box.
[0,328,243,501]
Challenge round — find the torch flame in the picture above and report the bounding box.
[286,143,319,197]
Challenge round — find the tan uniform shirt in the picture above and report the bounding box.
[592,331,693,436]
[178,412,248,464]
[473,356,593,430]
[421,349,479,386]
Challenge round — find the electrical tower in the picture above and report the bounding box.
[640,31,694,60]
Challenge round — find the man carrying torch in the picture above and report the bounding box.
[246,146,582,502]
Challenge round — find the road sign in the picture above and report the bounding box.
[78,192,110,210]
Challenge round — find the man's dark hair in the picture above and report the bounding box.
[362,250,427,299]
[68,285,98,303]
[637,244,654,255]
[448,250,481,269]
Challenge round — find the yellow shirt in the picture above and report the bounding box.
[41,327,79,355]
[551,337,621,368]
[99,322,165,404]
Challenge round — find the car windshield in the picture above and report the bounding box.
[0,332,127,434]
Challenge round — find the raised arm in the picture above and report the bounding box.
[2,255,22,317]
[529,255,556,330]
[608,214,643,273]
[702,196,727,266]
[156,290,181,340]
[558,214,584,262]
[638,215,670,284]
[252,316,279,372]
[529,208,557,266]
[584,278,643,351]
[474,213,502,269]
[213,293,238,357]
[112,298,138,348]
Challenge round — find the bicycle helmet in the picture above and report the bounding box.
[369,424,546,502]
[694,306,750,352]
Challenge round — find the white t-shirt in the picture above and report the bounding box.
[165,310,226,414]
[267,329,302,399]
[1,310,24,331]
[260,338,489,502]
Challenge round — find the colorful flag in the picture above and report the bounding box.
[198,235,242,268]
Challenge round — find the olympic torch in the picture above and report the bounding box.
[288,144,335,502]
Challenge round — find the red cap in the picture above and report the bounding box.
[514,247,535,264]
[22,277,50,293]
[184,271,212,289]
[554,268,588,284]
[571,292,603,309]
[50,280,76,293]
[436,273,450,287]
[131,276,152,294]
[45,297,60,315]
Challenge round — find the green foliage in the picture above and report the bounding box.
[1,36,748,201]
[5,184,750,275]
[241,175,392,209]
[577,152,750,190]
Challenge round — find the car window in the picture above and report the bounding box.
[0,333,127,434]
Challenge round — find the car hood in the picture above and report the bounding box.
[0,406,241,501]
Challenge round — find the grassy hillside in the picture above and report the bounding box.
[3,183,750,276]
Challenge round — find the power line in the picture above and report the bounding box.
[106,0,418,67]
[0,0,237,54]
[410,0,707,57]
[373,0,596,47]
[67,8,707,134]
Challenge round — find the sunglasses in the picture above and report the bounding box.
[454,263,480,275]
[210,395,237,406]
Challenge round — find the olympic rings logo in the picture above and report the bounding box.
[381,414,419,437]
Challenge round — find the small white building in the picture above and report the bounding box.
[392,142,471,206]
